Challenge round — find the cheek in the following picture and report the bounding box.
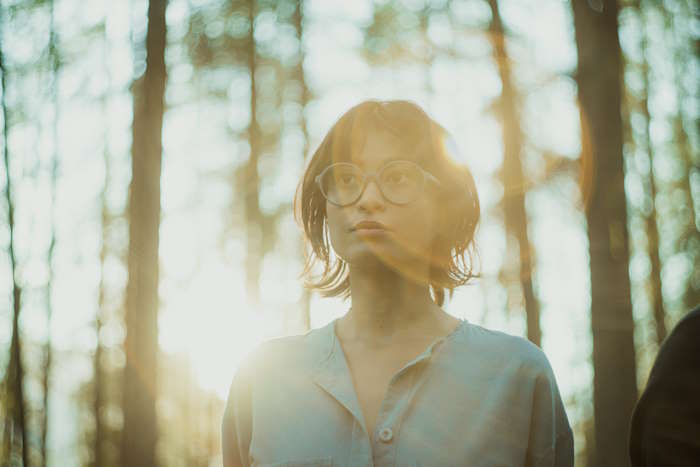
[398,201,438,248]
[377,209,437,268]
[325,204,347,253]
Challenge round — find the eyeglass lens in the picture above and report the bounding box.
[320,161,424,205]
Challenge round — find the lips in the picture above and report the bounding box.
[350,221,389,231]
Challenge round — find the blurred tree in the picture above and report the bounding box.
[185,0,289,308]
[92,172,108,467]
[660,0,700,315]
[0,5,29,466]
[363,0,424,64]
[121,0,168,466]
[39,1,59,466]
[244,0,263,305]
[90,12,112,467]
[632,0,667,344]
[571,1,638,466]
[486,0,541,347]
[417,2,436,95]
[157,353,223,467]
[292,0,313,331]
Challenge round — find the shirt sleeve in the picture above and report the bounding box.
[525,355,574,467]
[221,354,255,467]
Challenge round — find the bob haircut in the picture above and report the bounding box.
[294,99,481,307]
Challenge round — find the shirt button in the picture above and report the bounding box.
[378,427,393,443]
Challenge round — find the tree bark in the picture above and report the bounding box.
[93,160,107,467]
[293,0,312,331]
[41,2,60,466]
[660,1,699,313]
[0,9,29,466]
[243,0,262,306]
[634,0,667,344]
[92,12,114,467]
[486,0,541,346]
[571,1,638,465]
[121,0,167,466]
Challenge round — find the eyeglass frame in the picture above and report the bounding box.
[314,160,442,207]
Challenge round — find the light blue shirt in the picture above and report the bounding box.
[222,318,574,467]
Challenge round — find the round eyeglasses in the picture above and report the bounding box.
[315,160,441,207]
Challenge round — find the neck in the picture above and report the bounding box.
[340,261,445,345]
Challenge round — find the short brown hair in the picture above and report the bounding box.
[294,99,481,306]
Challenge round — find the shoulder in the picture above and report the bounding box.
[666,304,700,347]
[670,304,700,346]
[630,305,700,464]
[453,322,572,441]
[233,326,327,381]
[646,304,700,385]
[682,304,700,322]
[460,321,554,374]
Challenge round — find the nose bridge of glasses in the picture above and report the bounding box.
[359,172,385,202]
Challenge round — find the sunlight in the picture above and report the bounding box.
[159,257,274,398]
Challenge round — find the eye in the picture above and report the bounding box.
[335,172,357,188]
[383,168,411,186]
[387,172,408,184]
[338,173,357,185]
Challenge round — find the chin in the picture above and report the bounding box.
[345,243,417,274]
[342,242,392,265]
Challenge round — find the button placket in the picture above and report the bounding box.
[371,369,418,465]
[371,324,464,465]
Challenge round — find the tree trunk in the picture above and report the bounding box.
[634,0,667,344]
[571,1,638,465]
[92,13,114,467]
[41,2,60,466]
[293,0,312,331]
[94,170,107,467]
[244,0,262,306]
[121,0,167,466]
[419,5,435,101]
[0,10,29,466]
[486,0,541,346]
[660,1,699,313]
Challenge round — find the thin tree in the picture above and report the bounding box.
[0,5,29,465]
[183,0,286,312]
[292,0,313,330]
[486,0,541,346]
[571,1,638,465]
[93,137,108,467]
[418,3,435,99]
[91,10,115,467]
[40,2,61,466]
[660,0,699,313]
[244,0,263,306]
[634,0,667,344]
[121,0,168,466]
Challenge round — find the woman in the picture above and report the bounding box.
[222,100,573,467]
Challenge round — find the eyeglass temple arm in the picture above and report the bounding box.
[425,171,441,186]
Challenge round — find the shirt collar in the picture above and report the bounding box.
[309,318,467,435]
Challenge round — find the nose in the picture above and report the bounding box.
[356,177,385,211]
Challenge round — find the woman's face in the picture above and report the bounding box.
[325,129,441,278]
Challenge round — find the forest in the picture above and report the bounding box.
[0,0,698,466]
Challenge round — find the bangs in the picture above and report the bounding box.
[322,100,437,168]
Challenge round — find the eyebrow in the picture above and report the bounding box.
[346,153,418,167]
[383,155,410,163]
[342,157,410,168]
